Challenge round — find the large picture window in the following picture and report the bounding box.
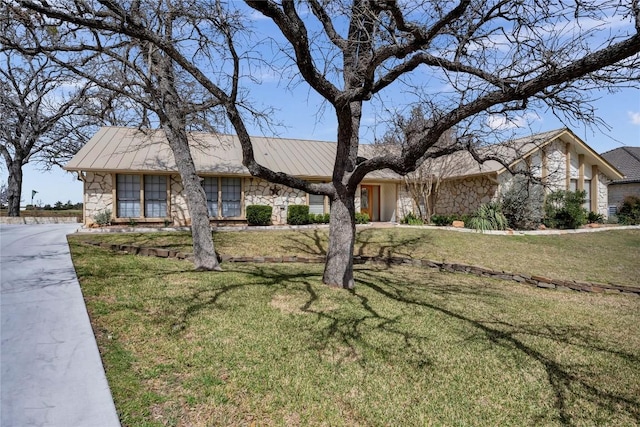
[202,177,242,218]
[116,174,168,219]
[117,174,140,217]
[144,175,167,217]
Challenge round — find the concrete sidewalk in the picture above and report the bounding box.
[1,223,120,427]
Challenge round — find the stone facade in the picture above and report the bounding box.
[244,178,307,224]
[434,176,498,215]
[84,172,113,226]
[79,135,617,225]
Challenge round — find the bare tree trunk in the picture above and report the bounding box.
[323,187,356,289]
[6,158,23,216]
[162,126,221,271]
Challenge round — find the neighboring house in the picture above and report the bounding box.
[65,127,622,227]
[600,146,640,214]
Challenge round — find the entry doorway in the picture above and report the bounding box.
[360,185,380,221]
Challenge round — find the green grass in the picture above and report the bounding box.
[69,240,640,426]
[74,227,640,287]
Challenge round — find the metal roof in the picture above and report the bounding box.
[65,126,622,182]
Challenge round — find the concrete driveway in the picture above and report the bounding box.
[1,224,120,427]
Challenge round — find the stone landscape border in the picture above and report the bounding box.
[82,240,640,297]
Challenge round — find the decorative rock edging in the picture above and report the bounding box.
[82,241,640,297]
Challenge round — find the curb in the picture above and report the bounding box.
[81,241,640,298]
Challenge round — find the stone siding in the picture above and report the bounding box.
[244,178,306,225]
[84,172,113,226]
[435,176,498,215]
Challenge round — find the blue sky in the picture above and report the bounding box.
[3,2,640,206]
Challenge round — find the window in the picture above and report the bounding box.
[309,193,325,214]
[584,179,591,210]
[144,175,167,217]
[202,177,242,218]
[202,177,219,217]
[609,205,617,217]
[222,178,242,217]
[569,179,578,192]
[116,174,168,219]
[117,175,140,217]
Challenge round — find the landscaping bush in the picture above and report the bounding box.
[500,176,545,230]
[94,209,112,226]
[587,211,604,224]
[355,212,370,224]
[430,214,454,226]
[246,205,272,226]
[308,213,330,224]
[401,212,424,225]
[544,190,588,229]
[287,205,310,225]
[466,202,508,232]
[617,195,640,225]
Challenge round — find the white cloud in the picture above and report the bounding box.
[628,111,640,125]
[486,112,541,131]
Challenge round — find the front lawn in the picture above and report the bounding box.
[74,227,640,287]
[69,238,640,426]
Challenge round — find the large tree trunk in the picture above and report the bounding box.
[151,47,222,272]
[322,189,356,289]
[6,159,23,217]
[163,123,221,271]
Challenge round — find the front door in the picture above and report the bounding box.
[360,185,373,219]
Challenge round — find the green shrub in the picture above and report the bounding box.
[544,190,587,229]
[431,214,453,226]
[618,195,640,225]
[94,209,112,226]
[587,211,604,224]
[500,176,545,230]
[246,205,273,226]
[401,212,424,225]
[355,212,370,224]
[308,213,330,224]
[287,205,310,225]
[466,202,508,232]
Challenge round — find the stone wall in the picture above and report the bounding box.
[434,176,498,215]
[84,172,113,226]
[169,176,189,226]
[245,178,307,224]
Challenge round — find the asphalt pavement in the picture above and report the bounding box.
[1,223,120,427]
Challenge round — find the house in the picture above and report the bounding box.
[600,147,640,214]
[65,127,622,227]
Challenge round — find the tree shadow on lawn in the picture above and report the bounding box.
[280,228,432,258]
[354,268,640,425]
[153,263,639,425]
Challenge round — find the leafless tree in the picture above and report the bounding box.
[0,48,93,216]
[377,107,461,222]
[15,0,640,288]
[3,1,252,270]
